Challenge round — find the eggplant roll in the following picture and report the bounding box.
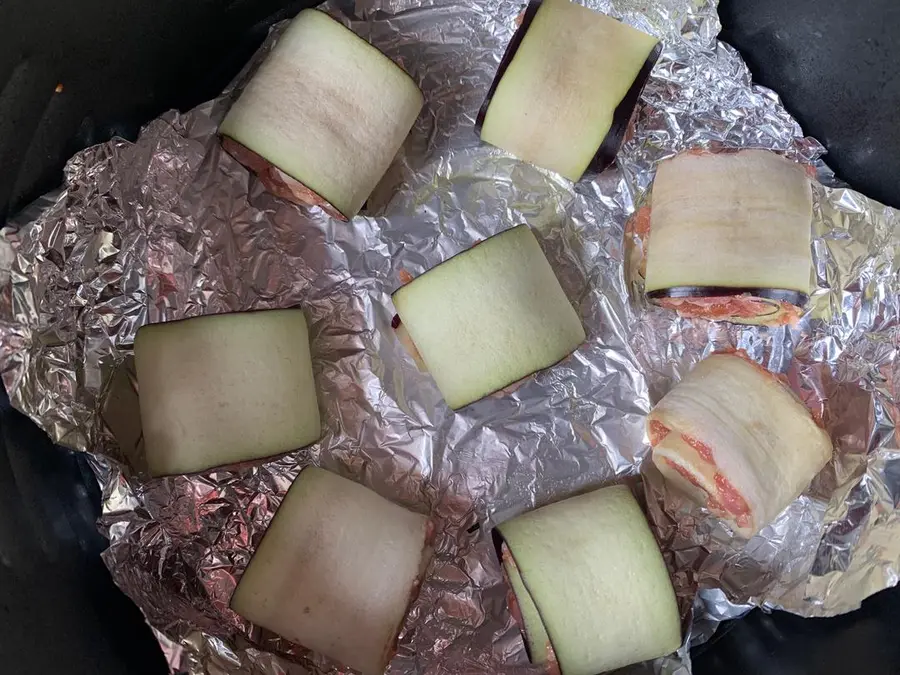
[220,9,423,219]
[231,467,433,675]
[134,309,321,477]
[644,150,814,325]
[649,352,832,536]
[478,0,659,181]
[497,485,681,675]
[392,225,585,409]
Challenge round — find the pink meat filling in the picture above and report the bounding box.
[654,296,801,327]
[653,420,751,527]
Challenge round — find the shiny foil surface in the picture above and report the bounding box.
[0,0,898,673]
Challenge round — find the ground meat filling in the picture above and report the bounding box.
[654,295,801,326]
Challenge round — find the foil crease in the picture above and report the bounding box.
[0,0,897,673]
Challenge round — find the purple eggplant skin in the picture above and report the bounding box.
[585,40,662,176]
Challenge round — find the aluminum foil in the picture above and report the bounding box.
[0,0,898,673]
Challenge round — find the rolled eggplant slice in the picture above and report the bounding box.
[497,485,681,675]
[644,150,814,325]
[478,0,660,181]
[220,9,424,219]
[231,467,433,675]
[649,352,832,537]
[392,225,585,409]
[134,309,321,477]
[500,543,553,666]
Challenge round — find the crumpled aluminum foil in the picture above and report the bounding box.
[0,0,897,673]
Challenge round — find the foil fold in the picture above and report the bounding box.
[0,0,898,673]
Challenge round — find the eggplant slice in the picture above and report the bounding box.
[477,0,660,181]
[498,542,553,666]
[231,467,433,675]
[495,485,681,675]
[220,9,423,219]
[649,352,833,537]
[134,309,321,477]
[391,225,585,410]
[644,149,815,325]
